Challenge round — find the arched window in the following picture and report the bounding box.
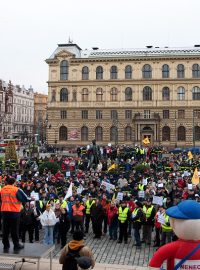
[81,126,88,141]
[162,87,170,101]
[82,66,89,80]
[96,88,103,102]
[162,64,169,78]
[177,87,185,100]
[125,87,132,101]
[162,126,170,141]
[60,88,68,102]
[143,86,152,101]
[142,64,152,78]
[95,126,103,141]
[96,66,103,80]
[82,88,89,102]
[177,64,185,78]
[125,65,132,79]
[59,126,67,140]
[110,126,117,142]
[60,60,69,80]
[192,64,200,78]
[194,126,200,141]
[124,126,132,141]
[192,86,200,100]
[110,66,118,79]
[110,87,118,101]
[177,126,186,141]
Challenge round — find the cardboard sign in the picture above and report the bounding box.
[152,196,163,206]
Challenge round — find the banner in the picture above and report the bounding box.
[68,129,79,140]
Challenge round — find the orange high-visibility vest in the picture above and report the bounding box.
[1,185,21,212]
[72,204,85,216]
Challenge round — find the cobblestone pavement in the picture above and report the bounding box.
[46,230,156,267]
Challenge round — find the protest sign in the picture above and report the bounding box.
[30,191,39,201]
[158,213,166,225]
[138,191,145,198]
[142,178,148,185]
[66,171,71,177]
[152,195,163,206]
[116,192,123,201]
[101,181,115,193]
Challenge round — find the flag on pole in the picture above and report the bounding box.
[188,151,193,160]
[108,163,117,171]
[143,137,150,145]
[192,168,199,185]
[64,182,73,200]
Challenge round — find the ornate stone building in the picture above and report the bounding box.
[12,85,34,141]
[34,92,48,143]
[0,80,13,139]
[46,43,200,148]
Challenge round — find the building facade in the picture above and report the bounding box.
[46,43,200,148]
[0,80,13,139]
[33,92,48,143]
[12,85,34,141]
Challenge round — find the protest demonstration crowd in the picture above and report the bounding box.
[0,142,200,252]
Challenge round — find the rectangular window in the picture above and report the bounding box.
[178,110,185,119]
[111,110,118,120]
[125,110,132,119]
[0,93,3,102]
[163,110,169,119]
[144,110,151,119]
[82,110,88,119]
[60,110,67,119]
[194,110,200,119]
[96,110,102,119]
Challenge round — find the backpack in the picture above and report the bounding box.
[62,246,84,270]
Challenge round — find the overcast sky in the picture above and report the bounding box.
[0,0,199,93]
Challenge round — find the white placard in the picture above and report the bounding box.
[138,191,145,198]
[77,186,83,194]
[152,196,163,206]
[30,191,39,201]
[16,175,21,181]
[66,171,71,177]
[188,184,193,190]
[142,178,148,185]
[101,181,115,193]
[157,213,166,224]
[158,183,164,188]
[116,192,123,201]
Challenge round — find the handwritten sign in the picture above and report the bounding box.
[116,192,123,201]
[101,181,115,193]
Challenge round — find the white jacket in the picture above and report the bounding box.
[40,209,57,226]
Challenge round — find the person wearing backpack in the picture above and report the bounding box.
[59,230,95,270]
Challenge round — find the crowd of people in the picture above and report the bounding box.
[0,144,200,251]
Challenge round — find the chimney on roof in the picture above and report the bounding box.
[194,45,200,47]
[92,47,99,50]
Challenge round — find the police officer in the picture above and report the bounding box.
[0,177,33,251]
[117,200,131,244]
[142,198,156,245]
